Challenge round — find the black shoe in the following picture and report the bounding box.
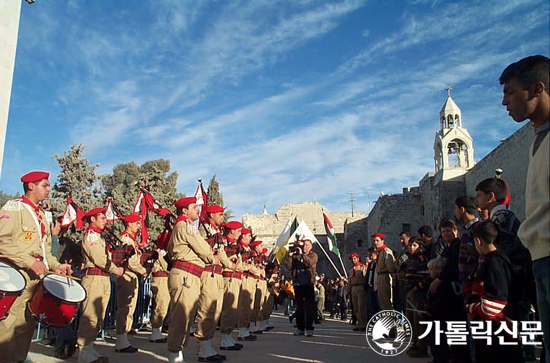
[198,355,223,362]
[220,345,242,351]
[237,335,257,341]
[264,326,275,331]
[289,315,294,323]
[215,354,226,360]
[234,343,243,348]
[115,345,138,353]
[250,330,263,334]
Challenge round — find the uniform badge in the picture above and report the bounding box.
[187,224,198,236]
[24,231,33,241]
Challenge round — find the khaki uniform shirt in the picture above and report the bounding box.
[151,250,169,274]
[375,246,397,274]
[0,198,60,270]
[120,232,147,276]
[81,227,120,274]
[198,223,232,269]
[168,218,213,267]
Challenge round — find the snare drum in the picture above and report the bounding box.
[28,274,87,327]
[0,261,26,320]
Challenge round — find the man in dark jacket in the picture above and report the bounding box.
[284,239,318,337]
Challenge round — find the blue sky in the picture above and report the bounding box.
[1,0,549,218]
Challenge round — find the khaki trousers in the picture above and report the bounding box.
[260,292,274,321]
[167,269,201,352]
[351,286,368,328]
[251,279,267,322]
[116,272,139,334]
[151,276,169,329]
[237,276,257,328]
[0,270,39,362]
[195,271,224,340]
[220,276,241,334]
[77,275,112,346]
[376,273,394,311]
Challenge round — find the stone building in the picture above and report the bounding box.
[363,90,533,250]
[242,201,366,278]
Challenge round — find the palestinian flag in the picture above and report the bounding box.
[323,212,340,256]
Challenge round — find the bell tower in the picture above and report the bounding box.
[433,87,475,183]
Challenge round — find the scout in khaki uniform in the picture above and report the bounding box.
[259,259,279,331]
[149,247,170,343]
[114,213,148,353]
[0,171,72,363]
[347,252,368,331]
[78,208,124,363]
[237,230,260,341]
[166,197,214,363]
[249,240,267,334]
[373,232,397,311]
[195,206,234,362]
[219,222,245,350]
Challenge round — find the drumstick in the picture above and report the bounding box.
[49,271,81,281]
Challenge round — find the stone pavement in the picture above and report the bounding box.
[27,311,428,363]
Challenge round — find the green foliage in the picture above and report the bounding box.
[102,159,179,236]
[207,174,233,221]
[0,190,19,207]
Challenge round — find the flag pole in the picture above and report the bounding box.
[314,240,343,278]
[337,253,348,278]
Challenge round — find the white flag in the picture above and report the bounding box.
[287,220,319,245]
[276,219,292,247]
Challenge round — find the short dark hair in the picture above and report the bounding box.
[500,55,550,95]
[473,221,499,244]
[366,247,377,255]
[399,231,411,237]
[476,177,508,203]
[417,225,433,238]
[439,219,457,232]
[455,195,477,214]
[409,236,422,245]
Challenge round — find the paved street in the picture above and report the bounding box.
[28,309,427,363]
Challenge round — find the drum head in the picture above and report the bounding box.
[43,274,86,303]
[0,261,26,293]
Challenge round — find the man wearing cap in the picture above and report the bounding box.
[372,233,397,310]
[77,207,124,363]
[195,206,235,361]
[166,197,214,363]
[250,240,267,334]
[0,171,72,363]
[114,214,148,353]
[236,228,260,341]
[260,259,279,331]
[219,222,246,350]
[347,253,368,331]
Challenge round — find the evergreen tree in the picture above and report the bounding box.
[102,159,180,236]
[0,190,19,207]
[207,174,233,221]
[50,144,103,240]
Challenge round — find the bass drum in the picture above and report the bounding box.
[0,261,26,320]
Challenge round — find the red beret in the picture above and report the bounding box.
[156,208,170,216]
[225,221,242,230]
[174,197,196,208]
[251,240,263,247]
[241,228,251,235]
[84,207,107,220]
[206,205,224,214]
[21,171,49,183]
[262,247,268,254]
[371,232,385,240]
[349,252,359,260]
[123,213,141,223]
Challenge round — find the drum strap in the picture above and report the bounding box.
[20,200,49,270]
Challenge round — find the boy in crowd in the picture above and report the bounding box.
[454,195,480,302]
[467,221,524,362]
[364,247,379,321]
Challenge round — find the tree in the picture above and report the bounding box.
[0,190,19,207]
[207,174,233,221]
[50,143,103,240]
[102,159,180,237]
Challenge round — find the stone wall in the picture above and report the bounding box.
[464,123,532,221]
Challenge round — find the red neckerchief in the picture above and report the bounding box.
[238,240,249,250]
[175,215,190,225]
[86,225,103,234]
[121,230,137,241]
[209,222,220,232]
[20,196,46,236]
[378,244,387,251]
[352,262,363,277]
[226,236,236,245]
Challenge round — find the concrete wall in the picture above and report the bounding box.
[0,0,21,178]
